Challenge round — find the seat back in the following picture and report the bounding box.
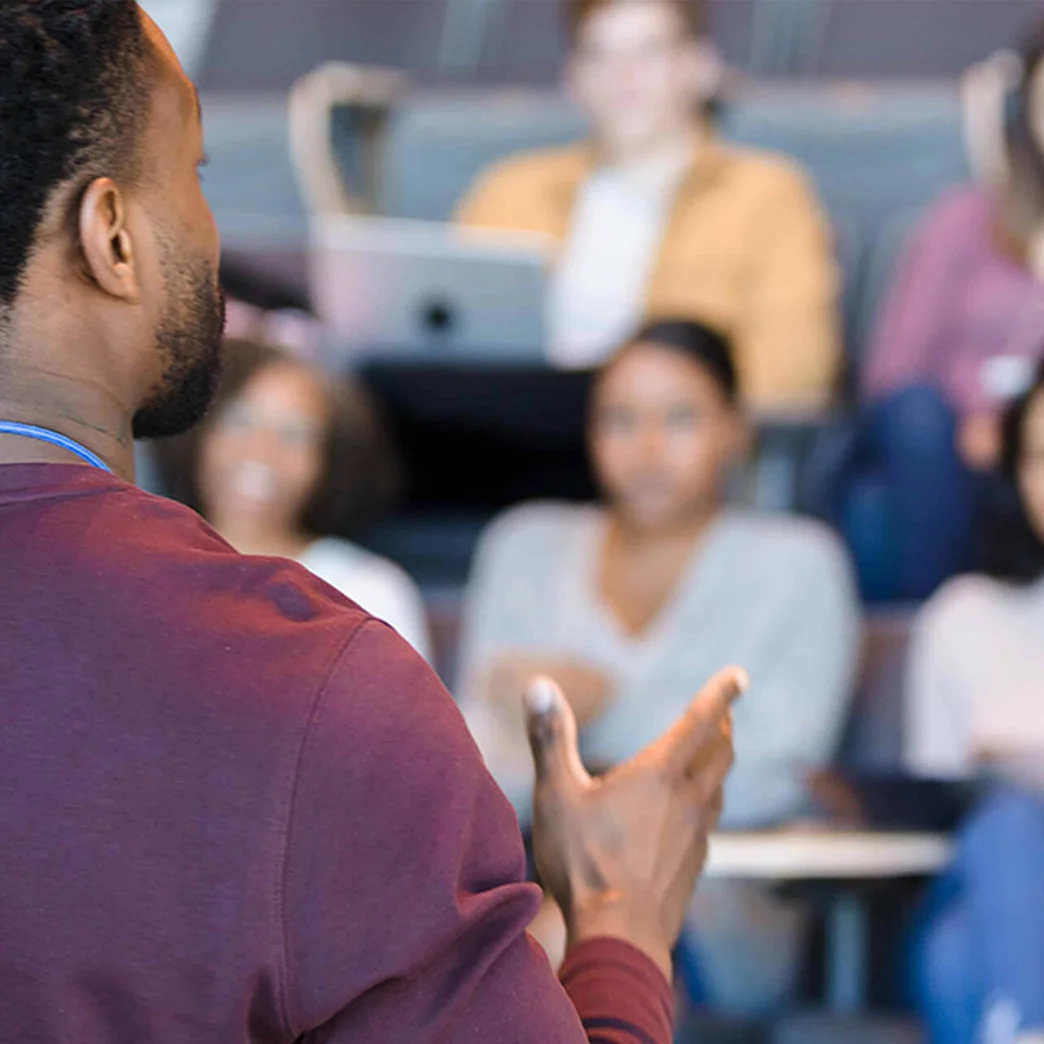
[139,0,219,78]
[720,84,968,359]
[855,208,925,368]
[815,0,1038,80]
[198,0,452,91]
[375,83,968,366]
[196,80,969,382]
[379,90,584,221]
[205,0,1038,88]
[200,98,307,234]
[839,610,916,772]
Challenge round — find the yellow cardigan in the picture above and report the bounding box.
[455,141,841,411]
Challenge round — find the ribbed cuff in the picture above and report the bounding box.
[560,937,673,1044]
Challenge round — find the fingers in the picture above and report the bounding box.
[709,786,725,827]
[657,667,747,780]
[524,676,592,794]
[685,725,735,800]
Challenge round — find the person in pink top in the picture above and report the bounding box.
[866,186,1044,451]
[831,24,1044,601]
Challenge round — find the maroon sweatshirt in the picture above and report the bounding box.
[0,464,672,1044]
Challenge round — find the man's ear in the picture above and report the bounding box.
[77,177,142,304]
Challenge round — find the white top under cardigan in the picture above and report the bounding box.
[547,143,690,368]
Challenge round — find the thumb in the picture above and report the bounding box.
[524,676,592,794]
[657,666,748,778]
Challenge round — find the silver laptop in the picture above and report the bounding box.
[310,214,552,361]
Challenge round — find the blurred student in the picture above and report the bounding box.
[160,339,431,660]
[839,25,1044,600]
[456,0,839,412]
[907,363,1044,1044]
[459,319,860,1014]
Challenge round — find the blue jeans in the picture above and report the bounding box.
[826,385,977,602]
[917,787,1044,1044]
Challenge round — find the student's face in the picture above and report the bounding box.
[566,1,706,155]
[198,362,329,531]
[590,342,745,532]
[1018,388,1044,542]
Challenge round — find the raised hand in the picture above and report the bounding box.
[524,668,745,980]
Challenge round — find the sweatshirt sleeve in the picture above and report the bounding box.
[279,620,673,1044]
[561,938,674,1044]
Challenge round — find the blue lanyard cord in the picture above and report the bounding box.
[0,421,113,474]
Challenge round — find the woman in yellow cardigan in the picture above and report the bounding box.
[456,0,840,413]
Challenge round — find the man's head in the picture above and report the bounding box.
[565,0,717,158]
[0,0,224,441]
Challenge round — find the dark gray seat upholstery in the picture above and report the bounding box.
[374,83,967,364]
[195,0,1042,92]
[198,0,452,90]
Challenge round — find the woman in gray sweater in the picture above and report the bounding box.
[459,319,861,1015]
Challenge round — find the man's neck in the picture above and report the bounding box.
[0,365,136,481]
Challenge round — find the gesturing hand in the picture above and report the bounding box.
[523,668,746,981]
[488,655,612,729]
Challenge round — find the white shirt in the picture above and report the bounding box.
[905,575,1044,779]
[548,150,688,369]
[297,538,432,662]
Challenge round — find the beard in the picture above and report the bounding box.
[132,250,226,441]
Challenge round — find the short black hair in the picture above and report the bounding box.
[980,361,1044,585]
[154,339,404,541]
[621,318,739,405]
[0,0,153,306]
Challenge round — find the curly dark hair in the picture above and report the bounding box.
[980,362,1044,585]
[0,0,152,306]
[154,340,404,541]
